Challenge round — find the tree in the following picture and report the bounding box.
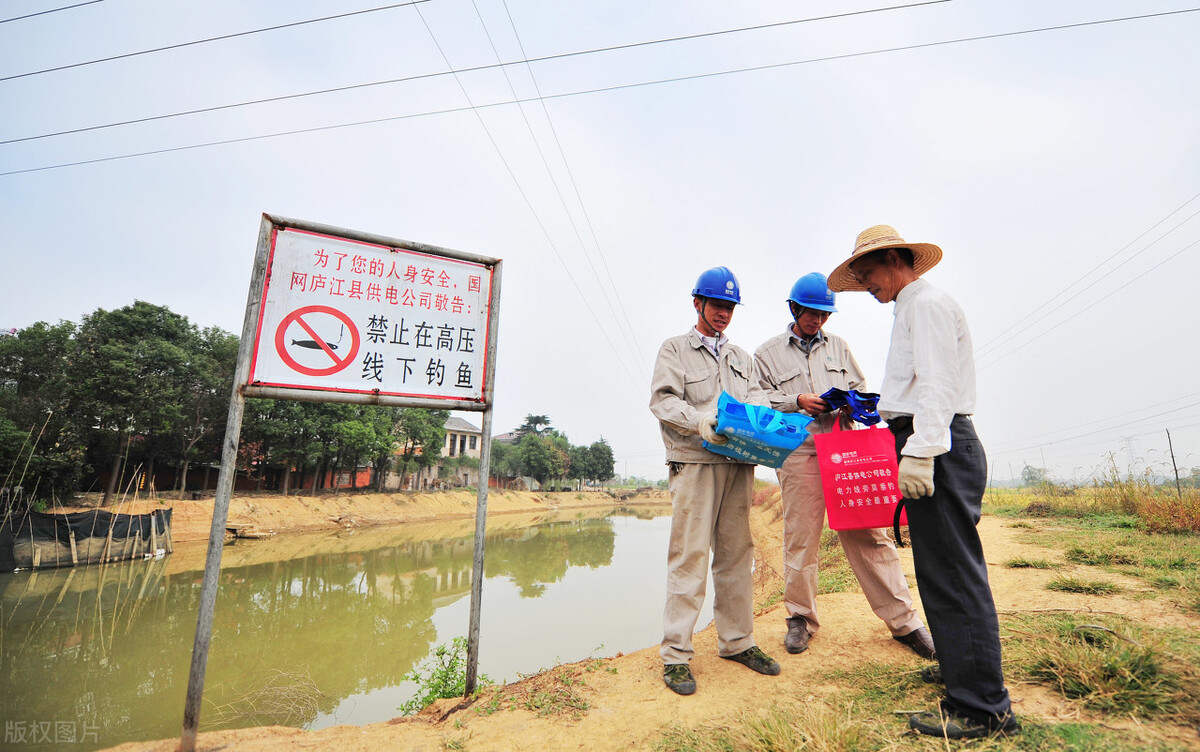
[516,431,568,488]
[516,414,551,436]
[1021,465,1050,487]
[0,321,86,503]
[587,439,615,484]
[69,302,198,505]
[392,409,449,490]
[173,326,239,498]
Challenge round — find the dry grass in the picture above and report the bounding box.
[655,701,870,752]
[206,668,326,728]
[477,663,594,720]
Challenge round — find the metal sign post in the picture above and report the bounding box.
[178,214,501,751]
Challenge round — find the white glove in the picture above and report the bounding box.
[898,456,935,499]
[697,410,726,444]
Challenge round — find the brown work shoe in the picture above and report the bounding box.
[721,646,781,675]
[893,626,936,660]
[784,615,810,654]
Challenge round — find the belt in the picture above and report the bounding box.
[886,414,971,433]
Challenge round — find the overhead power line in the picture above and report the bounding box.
[0,1,950,146]
[0,1,103,25]
[977,234,1200,370]
[975,192,1200,359]
[493,0,652,379]
[5,6,1200,177]
[411,2,645,392]
[0,0,431,83]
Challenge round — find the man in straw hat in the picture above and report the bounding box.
[753,272,935,661]
[649,266,781,697]
[827,226,1020,739]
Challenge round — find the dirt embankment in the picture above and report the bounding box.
[101,496,1200,752]
[66,487,670,544]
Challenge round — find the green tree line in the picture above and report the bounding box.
[489,414,615,491]
[1,302,617,506]
[0,301,449,506]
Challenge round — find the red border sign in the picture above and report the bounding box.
[273,305,361,377]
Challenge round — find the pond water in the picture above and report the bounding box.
[0,505,714,750]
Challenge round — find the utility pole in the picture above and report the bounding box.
[1166,429,1183,499]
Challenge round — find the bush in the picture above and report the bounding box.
[399,637,491,715]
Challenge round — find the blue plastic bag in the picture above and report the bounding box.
[819,388,882,426]
[703,392,813,468]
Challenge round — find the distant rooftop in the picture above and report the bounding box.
[444,416,481,433]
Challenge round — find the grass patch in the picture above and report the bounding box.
[1046,576,1121,595]
[655,702,870,752]
[817,529,857,594]
[1002,613,1200,723]
[475,664,592,720]
[1005,515,1199,611]
[1006,556,1058,569]
[1065,547,1137,566]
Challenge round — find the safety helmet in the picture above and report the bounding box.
[787,272,837,314]
[692,266,741,304]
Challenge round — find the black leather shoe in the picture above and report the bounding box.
[910,708,1021,739]
[784,615,810,654]
[893,626,936,660]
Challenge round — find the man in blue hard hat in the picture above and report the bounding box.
[753,273,935,660]
[649,266,781,696]
[828,226,1019,739]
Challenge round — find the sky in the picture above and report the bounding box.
[2,0,1198,484]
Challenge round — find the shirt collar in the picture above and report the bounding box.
[892,277,928,315]
[788,324,824,354]
[693,327,726,358]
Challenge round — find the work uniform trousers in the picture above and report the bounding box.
[661,461,756,665]
[776,451,923,636]
[891,416,1014,726]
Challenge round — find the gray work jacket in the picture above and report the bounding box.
[649,328,768,464]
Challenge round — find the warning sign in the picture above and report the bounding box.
[274,305,361,377]
[247,224,495,402]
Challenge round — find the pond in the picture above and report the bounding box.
[0,505,714,750]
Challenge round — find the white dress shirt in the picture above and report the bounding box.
[878,278,977,457]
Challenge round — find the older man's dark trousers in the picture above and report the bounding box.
[891,415,1013,726]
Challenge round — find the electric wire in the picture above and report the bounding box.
[466,0,650,381]
[410,3,645,392]
[0,0,948,146]
[989,391,1200,450]
[6,7,1198,177]
[991,401,1200,456]
[977,234,1200,370]
[0,0,431,82]
[499,0,651,377]
[0,1,103,24]
[976,195,1200,359]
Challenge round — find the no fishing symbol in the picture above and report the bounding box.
[274,305,361,377]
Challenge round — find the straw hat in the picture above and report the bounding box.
[827,225,942,292]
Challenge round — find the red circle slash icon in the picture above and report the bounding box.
[274,306,361,377]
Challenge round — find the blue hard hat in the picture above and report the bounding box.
[787,272,837,313]
[692,266,741,304]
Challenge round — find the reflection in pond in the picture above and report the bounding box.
[0,507,681,750]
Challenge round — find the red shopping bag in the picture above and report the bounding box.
[813,422,907,531]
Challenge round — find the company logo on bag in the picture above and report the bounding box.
[830,453,842,463]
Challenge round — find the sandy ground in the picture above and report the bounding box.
[97,492,1200,752]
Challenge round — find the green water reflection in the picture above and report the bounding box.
[0,507,667,750]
